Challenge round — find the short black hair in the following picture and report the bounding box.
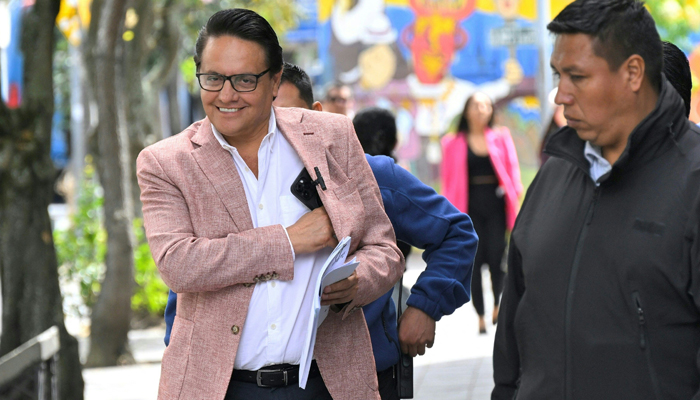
[663,41,691,117]
[280,62,315,108]
[547,0,663,92]
[352,107,397,157]
[456,93,495,134]
[194,9,283,74]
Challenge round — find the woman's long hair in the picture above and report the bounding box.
[456,93,495,135]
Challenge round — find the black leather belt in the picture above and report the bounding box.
[231,360,321,387]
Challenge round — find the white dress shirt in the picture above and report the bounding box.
[584,141,612,185]
[211,108,332,370]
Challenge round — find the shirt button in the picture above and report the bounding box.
[271,324,277,330]
[271,281,276,288]
[231,325,240,335]
[258,203,264,210]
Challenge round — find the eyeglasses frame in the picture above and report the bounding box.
[196,68,271,93]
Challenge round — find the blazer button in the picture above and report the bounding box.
[271,272,279,279]
[264,274,272,281]
[231,325,240,335]
[243,283,253,288]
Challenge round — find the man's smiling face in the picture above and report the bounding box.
[199,35,281,145]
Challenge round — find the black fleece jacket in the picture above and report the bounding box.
[493,77,700,400]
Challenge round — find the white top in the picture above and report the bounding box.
[584,141,612,186]
[211,108,332,370]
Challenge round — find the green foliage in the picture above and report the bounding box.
[132,218,169,316]
[645,0,700,51]
[54,160,106,317]
[55,160,168,318]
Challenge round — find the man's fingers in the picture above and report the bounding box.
[323,271,357,293]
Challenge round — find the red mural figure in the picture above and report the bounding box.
[403,0,476,84]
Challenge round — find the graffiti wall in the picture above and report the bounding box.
[314,0,577,183]
[311,0,700,185]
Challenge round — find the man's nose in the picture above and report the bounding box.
[218,79,239,102]
[554,85,573,105]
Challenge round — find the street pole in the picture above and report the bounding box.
[537,0,553,133]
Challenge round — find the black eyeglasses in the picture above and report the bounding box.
[196,68,270,92]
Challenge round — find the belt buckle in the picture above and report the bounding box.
[256,368,288,388]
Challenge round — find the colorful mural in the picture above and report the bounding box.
[317,0,547,182]
[310,0,700,184]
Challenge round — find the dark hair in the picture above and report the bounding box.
[662,41,691,117]
[547,0,663,92]
[352,107,397,157]
[280,62,315,108]
[194,9,283,74]
[456,93,495,134]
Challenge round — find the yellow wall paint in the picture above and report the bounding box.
[320,0,574,23]
[475,0,536,20]
[551,0,574,19]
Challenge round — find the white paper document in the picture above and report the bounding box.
[298,236,359,388]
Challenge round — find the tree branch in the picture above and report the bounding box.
[145,0,180,90]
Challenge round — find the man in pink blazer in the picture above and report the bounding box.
[136,8,403,400]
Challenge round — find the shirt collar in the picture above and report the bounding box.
[211,107,278,153]
[584,141,612,184]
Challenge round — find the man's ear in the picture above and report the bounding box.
[271,69,283,97]
[625,54,646,92]
[312,101,323,112]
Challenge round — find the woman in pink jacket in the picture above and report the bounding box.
[441,92,523,334]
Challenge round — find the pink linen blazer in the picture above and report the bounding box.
[136,106,404,400]
[440,127,523,230]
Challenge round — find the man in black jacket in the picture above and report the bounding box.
[492,1,700,399]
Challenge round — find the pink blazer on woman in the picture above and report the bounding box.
[440,127,523,230]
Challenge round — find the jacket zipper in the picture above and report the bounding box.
[633,291,661,400]
[565,186,601,400]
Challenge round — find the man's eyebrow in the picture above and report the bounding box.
[551,63,583,74]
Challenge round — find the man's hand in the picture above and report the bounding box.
[398,306,436,357]
[287,207,338,255]
[321,271,358,306]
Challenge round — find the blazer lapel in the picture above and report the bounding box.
[190,119,254,232]
[275,107,331,194]
[275,107,353,236]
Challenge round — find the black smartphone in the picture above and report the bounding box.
[290,168,323,210]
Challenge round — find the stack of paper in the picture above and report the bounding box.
[298,236,359,388]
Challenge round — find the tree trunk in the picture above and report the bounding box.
[123,0,180,218]
[85,0,135,368]
[0,1,84,398]
[123,0,154,219]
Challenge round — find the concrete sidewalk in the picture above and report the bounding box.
[83,252,498,400]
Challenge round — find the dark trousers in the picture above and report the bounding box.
[469,184,507,316]
[378,367,399,400]
[224,372,333,400]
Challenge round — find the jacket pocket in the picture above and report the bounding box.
[632,291,661,400]
[160,316,194,398]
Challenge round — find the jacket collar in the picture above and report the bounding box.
[545,74,689,179]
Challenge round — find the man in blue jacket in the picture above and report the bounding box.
[163,62,478,400]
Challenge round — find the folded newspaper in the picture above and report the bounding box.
[298,236,359,388]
